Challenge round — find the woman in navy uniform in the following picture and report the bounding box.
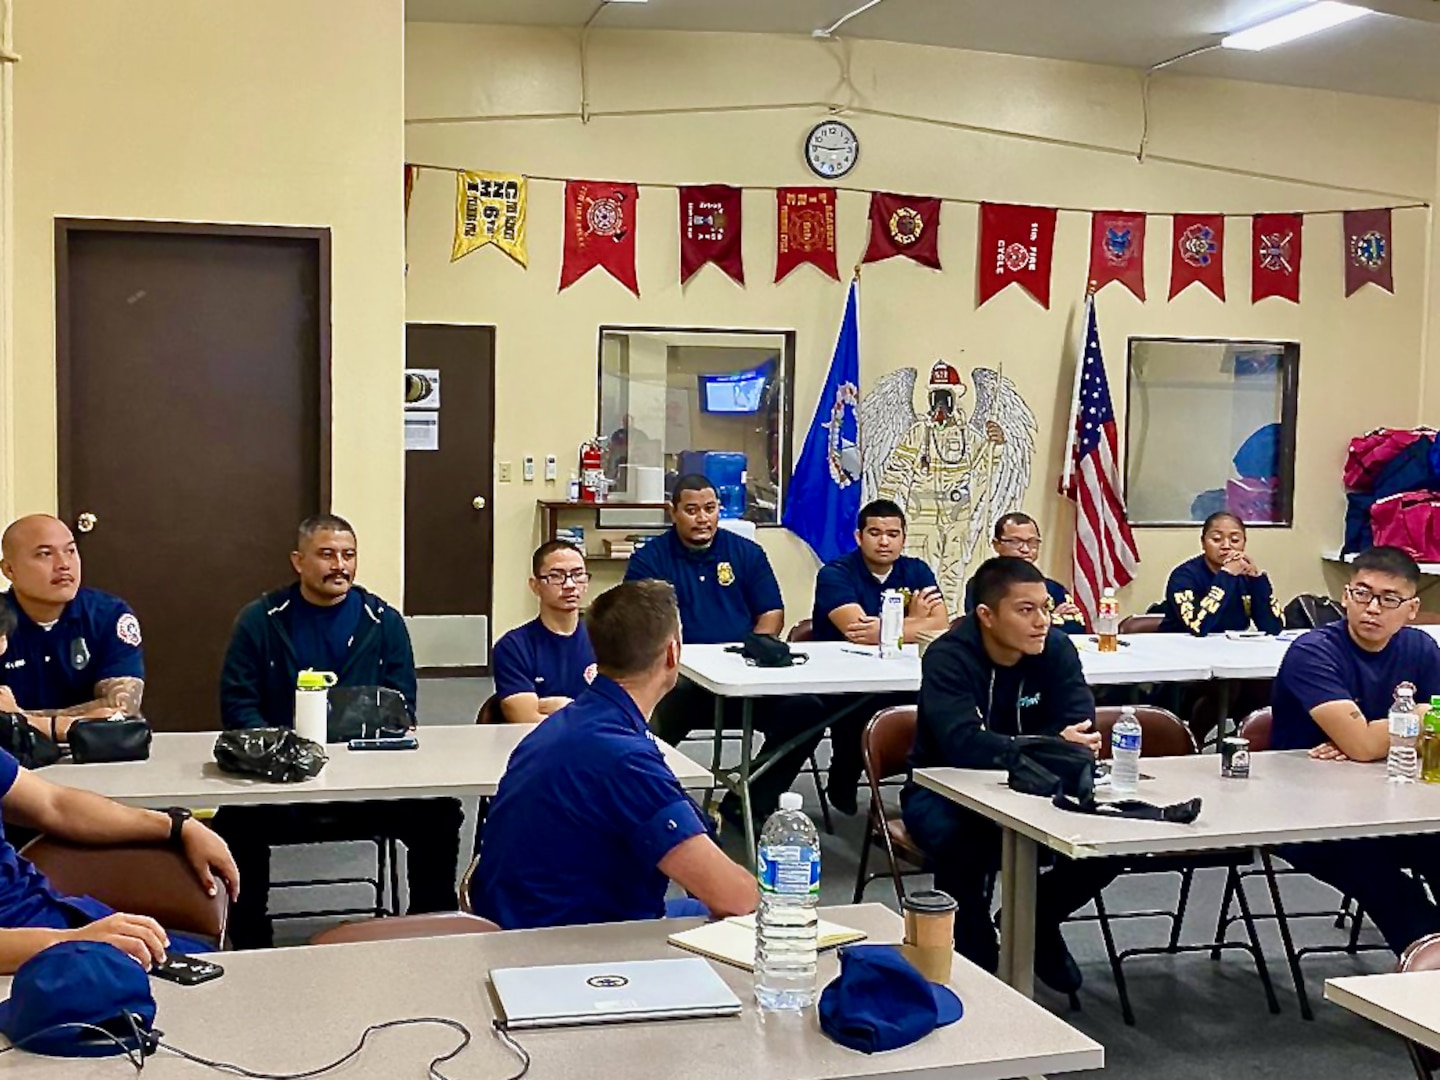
[1159,511,1282,636]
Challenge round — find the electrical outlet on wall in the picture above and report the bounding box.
[498,461,512,483]
[523,456,535,482]
[545,455,558,482]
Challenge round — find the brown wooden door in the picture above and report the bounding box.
[57,221,329,732]
[403,324,494,645]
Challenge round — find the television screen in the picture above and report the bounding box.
[699,363,770,414]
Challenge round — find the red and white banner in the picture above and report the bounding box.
[680,184,744,286]
[978,203,1057,308]
[1343,208,1394,297]
[1087,211,1146,300]
[1169,214,1225,301]
[775,187,838,283]
[559,180,640,296]
[1252,213,1303,304]
[862,192,942,270]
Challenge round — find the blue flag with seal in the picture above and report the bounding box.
[784,279,861,562]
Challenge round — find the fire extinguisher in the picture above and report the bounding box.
[579,439,604,503]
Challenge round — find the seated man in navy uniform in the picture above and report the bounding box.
[212,514,462,949]
[0,514,145,740]
[472,580,757,929]
[903,557,1116,993]
[811,498,948,813]
[625,474,824,826]
[962,513,1085,635]
[491,540,596,724]
[1271,546,1440,955]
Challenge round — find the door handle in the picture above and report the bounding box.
[76,512,98,533]
[472,496,487,511]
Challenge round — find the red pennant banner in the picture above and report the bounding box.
[680,184,744,285]
[1252,213,1302,303]
[1344,208,1394,296]
[1087,211,1146,300]
[862,192,942,270]
[775,187,838,283]
[978,203,1057,308]
[1169,214,1225,301]
[560,180,640,296]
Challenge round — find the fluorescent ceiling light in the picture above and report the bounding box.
[1221,1,1371,51]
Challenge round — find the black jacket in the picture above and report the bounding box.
[908,615,1094,773]
[219,584,416,730]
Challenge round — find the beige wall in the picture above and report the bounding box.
[7,0,406,598]
[406,24,1439,635]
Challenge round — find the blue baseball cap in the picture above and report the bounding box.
[819,944,963,1054]
[0,941,157,1057]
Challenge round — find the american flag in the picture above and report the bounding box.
[1061,296,1140,628]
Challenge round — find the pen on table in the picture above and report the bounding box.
[1088,636,1131,647]
[840,647,878,657]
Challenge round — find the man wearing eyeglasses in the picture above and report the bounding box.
[1271,545,1440,954]
[493,541,597,724]
[962,513,1086,634]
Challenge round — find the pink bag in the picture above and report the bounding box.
[1370,490,1440,561]
[1345,428,1431,492]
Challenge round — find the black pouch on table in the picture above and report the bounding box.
[1005,735,1202,823]
[213,728,327,783]
[725,632,808,668]
[68,716,153,764]
[0,712,61,769]
[326,685,413,743]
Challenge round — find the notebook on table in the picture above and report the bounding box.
[667,914,867,971]
[489,957,742,1030]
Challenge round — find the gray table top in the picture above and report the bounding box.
[0,904,1102,1080]
[1325,969,1440,1052]
[915,750,1440,859]
[38,724,713,809]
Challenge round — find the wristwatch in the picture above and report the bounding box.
[165,807,193,846]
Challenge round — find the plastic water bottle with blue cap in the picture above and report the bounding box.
[1110,706,1141,797]
[755,791,820,1010]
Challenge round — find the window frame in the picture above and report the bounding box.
[595,325,797,527]
[1123,335,1300,529]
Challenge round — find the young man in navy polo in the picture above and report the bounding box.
[811,499,948,812]
[962,513,1086,634]
[212,514,461,948]
[0,515,145,741]
[1271,546,1440,955]
[625,473,824,825]
[472,580,757,929]
[492,540,596,724]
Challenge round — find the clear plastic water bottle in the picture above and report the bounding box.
[1110,706,1142,796]
[754,791,820,1010]
[1388,681,1420,783]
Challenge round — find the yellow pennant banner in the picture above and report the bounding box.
[451,170,528,267]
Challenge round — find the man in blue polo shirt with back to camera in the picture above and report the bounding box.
[491,541,596,723]
[811,498,948,813]
[1271,545,1440,955]
[472,580,757,929]
[0,515,145,741]
[625,474,825,827]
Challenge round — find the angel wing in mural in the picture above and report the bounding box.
[857,367,919,504]
[960,367,1038,571]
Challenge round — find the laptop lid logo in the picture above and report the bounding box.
[586,975,630,989]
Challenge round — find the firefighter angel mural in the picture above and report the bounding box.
[859,361,1038,608]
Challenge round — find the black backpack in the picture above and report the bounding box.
[1283,593,1344,630]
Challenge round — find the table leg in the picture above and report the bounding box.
[740,699,756,868]
[998,826,1038,998]
[703,696,726,817]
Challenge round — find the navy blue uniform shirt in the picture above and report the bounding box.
[1272,622,1440,751]
[492,618,597,703]
[472,676,708,929]
[812,548,938,642]
[0,588,144,710]
[1159,554,1283,636]
[286,589,363,676]
[962,575,1086,635]
[624,527,783,645]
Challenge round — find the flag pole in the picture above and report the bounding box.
[1059,288,1094,496]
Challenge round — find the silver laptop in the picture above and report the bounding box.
[489,957,742,1030]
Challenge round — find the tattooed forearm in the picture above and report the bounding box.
[27,677,145,718]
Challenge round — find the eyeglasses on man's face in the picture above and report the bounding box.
[1345,584,1414,611]
[538,569,590,587]
[997,535,1042,553]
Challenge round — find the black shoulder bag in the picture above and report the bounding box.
[1006,736,1202,823]
[724,632,808,668]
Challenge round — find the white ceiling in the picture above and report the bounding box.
[405,0,1440,102]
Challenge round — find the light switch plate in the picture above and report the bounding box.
[498,461,512,483]
[545,455,558,481]
[523,456,535,482]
